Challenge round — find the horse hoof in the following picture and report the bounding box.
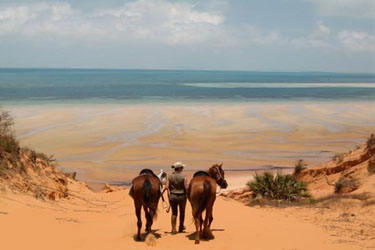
[136,236,141,241]
[195,240,200,244]
[202,230,214,239]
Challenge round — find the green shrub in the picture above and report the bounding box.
[0,135,19,153]
[24,148,54,163]
[0,110,14,136]
[247,172,310,202]
[0,110,18,153]
[293,159,307,175]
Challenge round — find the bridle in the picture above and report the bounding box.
[211,165,226,194]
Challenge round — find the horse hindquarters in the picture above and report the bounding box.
[192,179,211,244]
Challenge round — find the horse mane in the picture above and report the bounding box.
[193,171,209,177]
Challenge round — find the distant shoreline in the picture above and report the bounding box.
[1,67,375,75]
[79,166,295,191]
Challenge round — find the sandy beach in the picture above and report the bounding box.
[1,133,375,250]
[1,186,371,250]
[6,101,375,187]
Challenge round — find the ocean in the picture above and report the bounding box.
[1,68,375,103]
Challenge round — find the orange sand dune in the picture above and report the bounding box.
[0,188,363,250]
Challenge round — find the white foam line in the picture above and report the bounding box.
[184,83,375,88]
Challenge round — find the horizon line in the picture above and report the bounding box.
[1,67,374,75]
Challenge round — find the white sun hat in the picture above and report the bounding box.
[171,162,186,169]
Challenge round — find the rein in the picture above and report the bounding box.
[216,185,222,196]
[212,165,224,195]
[161,189,170,212]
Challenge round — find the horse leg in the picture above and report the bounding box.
[148,202,158,233]
[143,206,151,233]
[191,203,201,244]
[199,215,203,232]
[202,204,214,239]
[135,204,142,241]
[208,213,213,228]
[194,216,201,244]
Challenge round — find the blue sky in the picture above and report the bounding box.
[0,0,374,72]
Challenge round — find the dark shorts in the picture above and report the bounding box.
[169,193,187,219]
[169,193,186,203]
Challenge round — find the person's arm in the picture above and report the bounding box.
[164,177,170,193]
[184,177,189,191]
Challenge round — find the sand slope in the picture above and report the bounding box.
[0,188,365,250]
[1,132,374,249]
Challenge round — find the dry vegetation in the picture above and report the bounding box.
[0,109,75,200]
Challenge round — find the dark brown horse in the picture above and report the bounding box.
[188,164,228,244]
[129,169,161,241]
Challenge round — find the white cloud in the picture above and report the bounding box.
[96,0,226,44]
[0,2,103,38]
[306,0,375,19]
[316,20,330,36]
[288,21,375,52]
[289,20,331,48]
[0,0,373,54]
[0,0,227,44]
[338,30,375,51]
[0,0,284,47]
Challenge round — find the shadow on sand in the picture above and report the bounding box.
[185,228,225,242]
[133,229,162,242]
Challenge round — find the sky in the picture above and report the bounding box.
[0,0,374,72]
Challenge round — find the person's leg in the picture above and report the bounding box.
[178,196,187,232]
[170,196,178,234]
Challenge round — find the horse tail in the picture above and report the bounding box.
[142,178,158,219]
[143,178,152,203]
[194,180,211,218]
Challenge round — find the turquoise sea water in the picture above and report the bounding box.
[1,68,375,103]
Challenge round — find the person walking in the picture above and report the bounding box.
[166,162,189,234]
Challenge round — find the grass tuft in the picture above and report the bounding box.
[368,156,375,174]
[332,153,344,163]
[334,178,360,194]
[367,134,375,150]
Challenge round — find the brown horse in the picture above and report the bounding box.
[188,164,228,244]
[130,169,161,241]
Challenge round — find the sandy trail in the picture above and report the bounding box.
[0,189,358,250]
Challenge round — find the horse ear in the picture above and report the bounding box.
[219,163,223,168]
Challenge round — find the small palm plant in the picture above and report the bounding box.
[247,172,310,202]
[293,159,307,175]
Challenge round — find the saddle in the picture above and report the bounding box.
[139,169,159,178]
[139,168,163,193]
[193,171,209,178]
